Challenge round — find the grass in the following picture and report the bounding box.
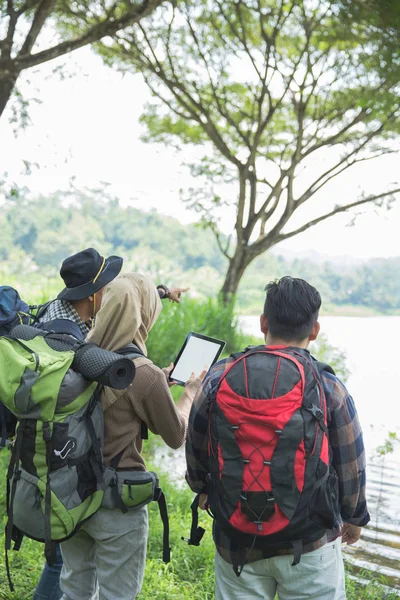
[0,445,398,599]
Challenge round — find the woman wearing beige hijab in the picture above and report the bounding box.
[59,273,204,600]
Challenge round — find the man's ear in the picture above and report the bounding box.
[260,313,268,336]
[309,321,320,342]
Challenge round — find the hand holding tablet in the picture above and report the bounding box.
[169,332,226,386]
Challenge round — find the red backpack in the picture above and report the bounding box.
[197,345,340,573]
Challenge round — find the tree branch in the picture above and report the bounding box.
[297,120,395,205]
[302,107,368,158]
[18,0,57,57]
[184,10,251,149]
[211,225,232,260]
[274,188,400,244]
[215,0,262,80]
[133,24,243,169]
[0,0,166,71]
[1,0,19,60]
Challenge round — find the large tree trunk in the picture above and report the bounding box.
[220,247,252,305]
[0,71,20,119]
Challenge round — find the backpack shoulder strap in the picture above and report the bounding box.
[110,344,148,438]
[31,299,54,321]
[115,343,145,360]
[229,344,264,361]
[36,318,84,340]
[314,360,336,377]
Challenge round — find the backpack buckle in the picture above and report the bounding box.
[306,404,323,421]
[182,527,205,546]
[42,422,52,442]
[153,487,162,502]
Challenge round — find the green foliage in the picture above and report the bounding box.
[336,0,400,87]
[374,431,400,458]
[2,188,400,314]
[345,564,399,600]
[147,297,249,369]
[310,333,349,382]
[239,252,400,315]
[0,186,225,274]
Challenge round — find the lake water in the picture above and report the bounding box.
[155,316,400,592]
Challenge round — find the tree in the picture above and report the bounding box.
[338,0,400,41]
[0,0,167,119]
[99,0,400,302]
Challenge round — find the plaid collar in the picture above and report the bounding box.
[39,299,90,338]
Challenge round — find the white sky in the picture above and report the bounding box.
[0,47,399,260]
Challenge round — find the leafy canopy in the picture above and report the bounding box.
[97,0,400,299]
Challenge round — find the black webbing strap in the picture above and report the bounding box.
[140,421,148,440]
[304,404,329,435]
[109,449,128,514]
[111,478,128,514]
[5,545,14,593]
[109,449,125,471]
[12,528,23,551]
[291,539,303,566]
[43,422,57,566]
[154,488,171,563]
[232,546,247,578]
[0,402,7,448]
[182,494,205,547]
[85,393,104,485]
[31,300,53,321]
[232,531,260,578]
[5,420,25,592]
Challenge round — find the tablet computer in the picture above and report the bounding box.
[169,332,226,386]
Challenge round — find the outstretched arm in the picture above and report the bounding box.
[157,284,189,303]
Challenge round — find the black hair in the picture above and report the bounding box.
[263,276,321,342]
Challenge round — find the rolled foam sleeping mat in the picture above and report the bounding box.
[72,344,135,390]
[10,325,135,390]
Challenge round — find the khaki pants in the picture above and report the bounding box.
[60,506,148,600]
[215,538,346,600]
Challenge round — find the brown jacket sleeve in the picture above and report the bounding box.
[128,360,201,449]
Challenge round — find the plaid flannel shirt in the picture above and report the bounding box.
[39,299,90,338]
[185,348,370,565]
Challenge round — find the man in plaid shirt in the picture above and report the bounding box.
[186,277,370,600]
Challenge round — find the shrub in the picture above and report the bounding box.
[147,297,250,369]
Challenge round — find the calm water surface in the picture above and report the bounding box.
[155,316,400,592]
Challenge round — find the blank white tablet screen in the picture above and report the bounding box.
[172,336,222,383]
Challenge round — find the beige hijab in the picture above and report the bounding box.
[87,273,162,410]
[87,272,162,354]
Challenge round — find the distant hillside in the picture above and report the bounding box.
[270,247,366,267]
[1,190,400,315]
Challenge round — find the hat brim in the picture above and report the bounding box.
[57,256,123,301]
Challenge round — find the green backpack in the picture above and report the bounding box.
[0,325,170,591]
